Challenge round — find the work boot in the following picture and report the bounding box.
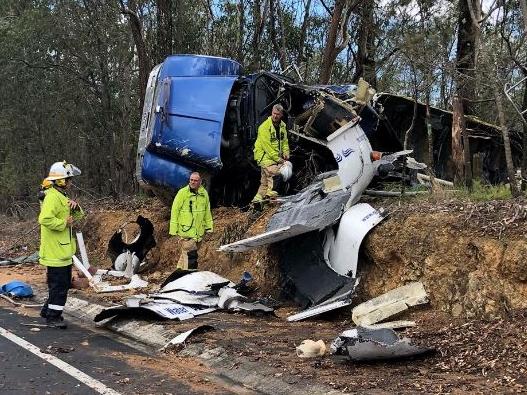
[46,317,67,329]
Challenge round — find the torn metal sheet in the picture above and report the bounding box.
[76,258,149,293]
[218,225,312,253]
[330,327,433,361]
[327,203,385,277]
[218,183,352,253]
[159,271,233,293]
[72,255,93,280]
[152,290,219,307]
[352,282,429,326]
[287,299,353,322]
[326,121,375,202]
[280,232,356,308]
[287,276,359,322]
[266,184,351,232]
[160,325,215,351]
[152,271,273,312]
[76,232,91,269]
[217,287,274,313]
[94,270,273,322]
[94,300,216,322]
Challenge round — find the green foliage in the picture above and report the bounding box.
[0,0,525,213]
[455,180,514,201]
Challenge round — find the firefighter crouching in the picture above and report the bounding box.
[252,103,292,203]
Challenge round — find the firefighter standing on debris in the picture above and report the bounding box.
[39,161,84,329]
[169,172,213,270]
[252,103,291,203]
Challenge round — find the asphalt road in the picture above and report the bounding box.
[0,307,235,395]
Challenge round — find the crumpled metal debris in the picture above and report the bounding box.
[93,270,273,323]
[330,327,433,361]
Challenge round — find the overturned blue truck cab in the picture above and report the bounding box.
[136,54,519,205]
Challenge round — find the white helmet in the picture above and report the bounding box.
[280,161,293,181]
[47,161,82,181]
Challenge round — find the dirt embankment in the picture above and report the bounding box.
[362,198,527,319]
[75,196,527,320]
[3,196,527,392]
[3,196,527,319]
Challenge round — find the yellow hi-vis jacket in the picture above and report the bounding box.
[169,185,213,242]
[38,187,84,267]
[253,116,290,168]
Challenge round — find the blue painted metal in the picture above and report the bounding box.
[141,150,193,191]
[140,55,242,193]
[159,55,242,79]
[151,76,237,170]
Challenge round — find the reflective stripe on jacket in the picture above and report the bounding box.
[38,187,84,267]
[253,117,290,168]
[169,185,213,241]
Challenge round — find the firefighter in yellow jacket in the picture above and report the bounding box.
[252,104,291,203]
[169,172,213,269]
[39,161,84,328]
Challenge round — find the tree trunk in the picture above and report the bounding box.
[452,0,480,187]
[156,0,173,64]
[520,0,527,32]
[237,0,245,63]
[297,0,312,65]
[403,74,419,151]
[120,0,151,114]
[452,96,466,185]
[519,1,527,189]
[495,85,520,197]
[352,0,376,88]
[425,89,434,170]
[249,0,269,71]
[522,75,527,190]
[319,0,357,84]
[269,0,287,71]
[455,0,480,116]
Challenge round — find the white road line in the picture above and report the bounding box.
[0,326,121,395]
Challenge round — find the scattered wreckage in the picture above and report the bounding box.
[93,270,273,323]
[72,216,156,293]
[134,54,516,325]
[330,326,433,362]
[219,117,411,321]
[136,54,519,206]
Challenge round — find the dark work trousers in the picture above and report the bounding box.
[41,265,72,319]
